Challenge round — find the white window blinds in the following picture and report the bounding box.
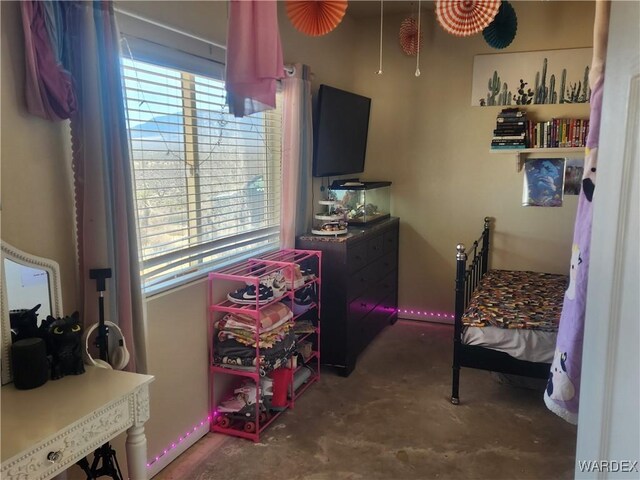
[121,46,282,293]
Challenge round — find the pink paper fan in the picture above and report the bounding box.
[399,17,423,56]
[436,0,500,37]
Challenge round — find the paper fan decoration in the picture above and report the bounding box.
[436,0,500,37]
[483,1,517,49]
[286,0,348,37]
[399,17,423,56]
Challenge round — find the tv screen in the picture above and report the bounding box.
[313,85,371,177]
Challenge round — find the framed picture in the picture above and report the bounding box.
[564,158,584,195]
[522,158,565,207]
[472,48,593,107]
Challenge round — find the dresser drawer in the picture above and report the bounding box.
[374,270,398,301]
[383,228,398,253]
[367,234,384,262]
[348,293,376,324]
[347,242,368,274]
[347,266,370,302]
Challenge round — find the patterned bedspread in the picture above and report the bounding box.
[462,270,568,331]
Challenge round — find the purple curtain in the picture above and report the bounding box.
[225,0,285,117]
[544,1,611,424]
[20,0,76,120]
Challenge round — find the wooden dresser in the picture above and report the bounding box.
[297,217,399,376]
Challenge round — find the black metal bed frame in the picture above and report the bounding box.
[451,217,552,405]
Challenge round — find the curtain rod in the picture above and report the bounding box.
[114,7,295,76]
[114,7,227,50]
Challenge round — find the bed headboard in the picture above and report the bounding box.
[454,217,491,324]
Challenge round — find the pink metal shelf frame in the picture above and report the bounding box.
[208,248,322,442]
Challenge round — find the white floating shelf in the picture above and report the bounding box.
[490,147,585,171]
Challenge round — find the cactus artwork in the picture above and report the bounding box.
[534,58,549,104]
[472,48,592,106]
[580,66,591,102]
[498,82,509,105]
[549,74,557,104]
[513,79,534,105]
[487,71,501,106]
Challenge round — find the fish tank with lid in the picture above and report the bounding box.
[327,181,391,225]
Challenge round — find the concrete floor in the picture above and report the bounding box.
[155,320,577,480]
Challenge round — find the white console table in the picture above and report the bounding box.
[1,367,154,480]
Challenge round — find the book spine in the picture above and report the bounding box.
[496,118,526,125]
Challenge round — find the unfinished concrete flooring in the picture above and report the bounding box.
[155,320,577,480]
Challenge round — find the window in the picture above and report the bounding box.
[121,52,282,294]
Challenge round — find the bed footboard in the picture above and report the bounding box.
[452,217,491,404]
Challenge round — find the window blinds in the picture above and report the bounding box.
[121,51,282,293]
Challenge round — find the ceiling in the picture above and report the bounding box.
[346,1,435,19]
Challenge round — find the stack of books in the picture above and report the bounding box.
[526,118,590,148]
[491,108,527,150]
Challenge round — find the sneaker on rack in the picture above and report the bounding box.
[263,271,287,298]
[301,268,316,282]
[294,284,316,306]
[227,284,273,305]
[283,264,304,289]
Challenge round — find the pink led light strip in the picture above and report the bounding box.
[396,308,455,319]
[147,414,213,468]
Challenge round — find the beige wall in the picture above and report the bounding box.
[352,1,593,315]
[1,1,78,312]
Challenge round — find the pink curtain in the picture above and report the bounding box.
[281,64,313,248]
[225,0,285,117]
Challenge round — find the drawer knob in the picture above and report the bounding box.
[47,451,62,463]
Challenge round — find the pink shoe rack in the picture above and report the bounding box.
[208,249,322,442]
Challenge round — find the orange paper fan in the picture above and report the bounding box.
[286,0,348,37]
[436,0,500,37]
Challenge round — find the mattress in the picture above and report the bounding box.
[462,325,556,363]
[462,269,568,331]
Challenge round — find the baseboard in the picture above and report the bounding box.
[148,422,209,479]
[398,313,454,325]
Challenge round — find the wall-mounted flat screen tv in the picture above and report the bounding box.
[313,85,371,177]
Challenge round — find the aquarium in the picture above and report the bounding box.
[327,181,391,225]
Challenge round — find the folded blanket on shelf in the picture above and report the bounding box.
[223,302,293,332]
[215,301,294,348]
[462,270,568,331]
[217,321,293,348]
[213,330,296,374]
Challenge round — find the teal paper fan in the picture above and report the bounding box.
[483,1,517,49]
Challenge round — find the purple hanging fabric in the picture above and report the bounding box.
[225,0,285,117]
[20,0,76,121]
[544,2,610,424]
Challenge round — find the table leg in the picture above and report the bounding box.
[126,425,148,480]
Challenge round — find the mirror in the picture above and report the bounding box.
[1,241,63,385]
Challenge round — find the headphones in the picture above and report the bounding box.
[82,321,130,370]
